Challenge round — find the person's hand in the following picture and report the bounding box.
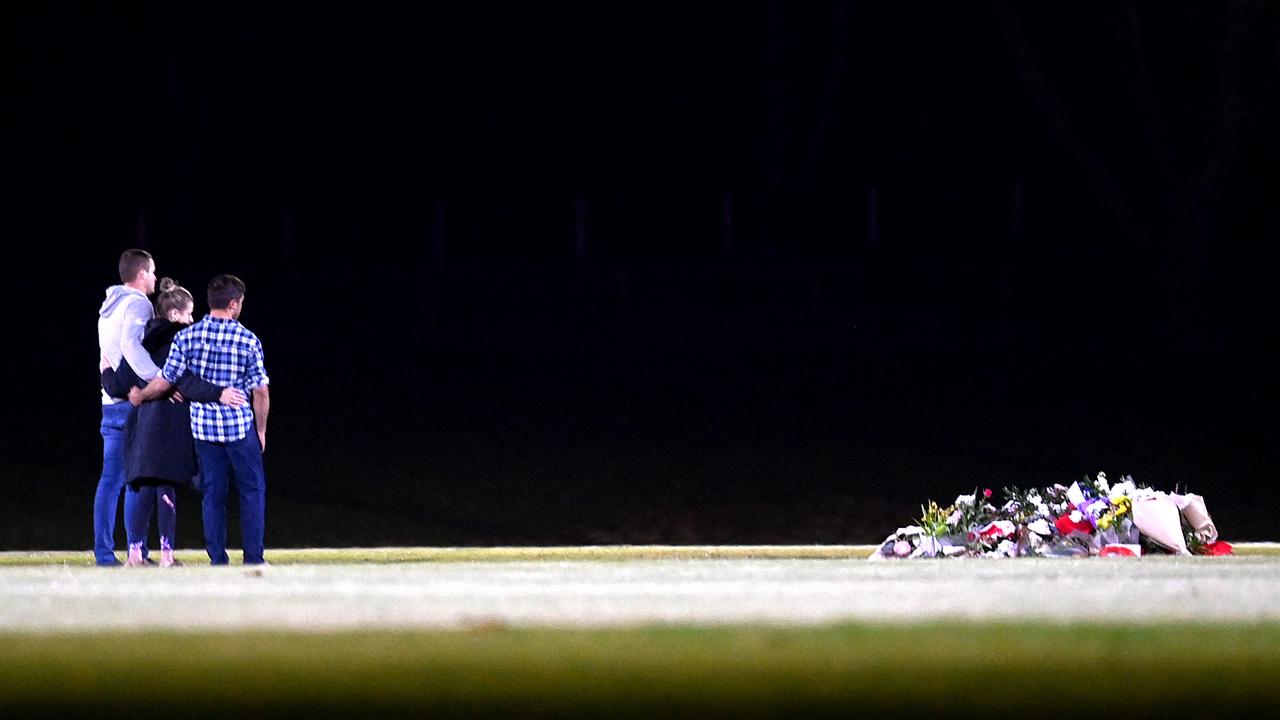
[100,354,112,372]
[220,388,247,407]
[169,389,185,403]
[257,429,267,454]
[128,387,144,407]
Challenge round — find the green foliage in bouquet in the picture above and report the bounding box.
[953,488,996,533]
[999,486,1040,525]
[917,501,953,539]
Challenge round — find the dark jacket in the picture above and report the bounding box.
[101,319,226,488]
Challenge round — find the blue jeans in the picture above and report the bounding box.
[126,484,176,551]
[196,433,266,565]
[93,402,145,565]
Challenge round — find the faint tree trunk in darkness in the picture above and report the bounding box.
[995,180,1024,407]
[866,186,879,250]
[136,208,148,248]
[431,197,445,259]
[1124,0,1177,221]
[1182,1,1249,351]
[1125,1,1249,351]
[994,2,1140,240]
[1123,1,1195,350]
[420,198,444,339]
[165,51,195,237]
[764,0,786,248]
[720,191,734,256]
[1200,3,1247,195]
[616,269,630,317]
[811,268,825,316]
[804,0,852,186]
[575,193,588,259]
[1008,182,1024,310]
[278,208,294,263]
[278,208,295,292]
[1001,1,1252,352]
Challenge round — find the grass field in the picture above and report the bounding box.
[0,544,882,566]
[3,541,1278,566]
[4,545,1279,718]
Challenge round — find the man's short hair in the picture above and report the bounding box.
[207,274,247,310]
[118,249,153,284]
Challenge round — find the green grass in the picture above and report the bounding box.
[2,623,1278,718]
[6,545,1279,716]
[3,542,1277,566]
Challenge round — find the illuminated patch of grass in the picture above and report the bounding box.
[2,542,1276,566]
[0,545,877,566]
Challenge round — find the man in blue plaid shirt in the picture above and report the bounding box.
[132,274,271,565]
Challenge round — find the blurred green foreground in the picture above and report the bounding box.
[2,623,1278,719]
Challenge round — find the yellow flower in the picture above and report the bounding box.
[1110,497,1132,517]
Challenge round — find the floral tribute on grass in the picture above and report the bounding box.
[870,472,1234,560]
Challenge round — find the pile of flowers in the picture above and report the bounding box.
[870,472,1234,560]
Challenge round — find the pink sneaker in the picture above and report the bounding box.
[159,537,181,567]
[125,543,147,567]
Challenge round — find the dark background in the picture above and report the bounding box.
[3,1,1277,549]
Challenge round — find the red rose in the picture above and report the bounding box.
[1202,541,1234,556]
[1055,514,1094,537]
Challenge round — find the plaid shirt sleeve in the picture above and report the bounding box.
[244,336,269,389]
[160,338,188,385]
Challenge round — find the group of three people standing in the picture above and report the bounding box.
[94,248,271,566]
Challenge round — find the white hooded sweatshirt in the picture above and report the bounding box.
[98,285,159,404]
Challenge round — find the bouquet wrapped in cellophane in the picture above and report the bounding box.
[869,472,1233,560]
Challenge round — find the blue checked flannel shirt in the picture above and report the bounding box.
[161,316,270,442]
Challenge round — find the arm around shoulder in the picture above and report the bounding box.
[175,372,235,404]
[130,375,174,406]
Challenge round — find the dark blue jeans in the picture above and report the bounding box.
[195,433,266,565]
[93,402,142,565]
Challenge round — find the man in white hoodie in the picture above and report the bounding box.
[94,249,159,566]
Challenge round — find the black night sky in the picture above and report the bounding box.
[4,2,1278,548]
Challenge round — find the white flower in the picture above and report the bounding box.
[1096,471,1110,494]
[954,493,975,506]
[1129,486,1159,500]
[1069,510,1083,523]
[946,509,962,525]
[1026,491,1043,506]
[1109,479,1135,498]
[1026,518,1052,536]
